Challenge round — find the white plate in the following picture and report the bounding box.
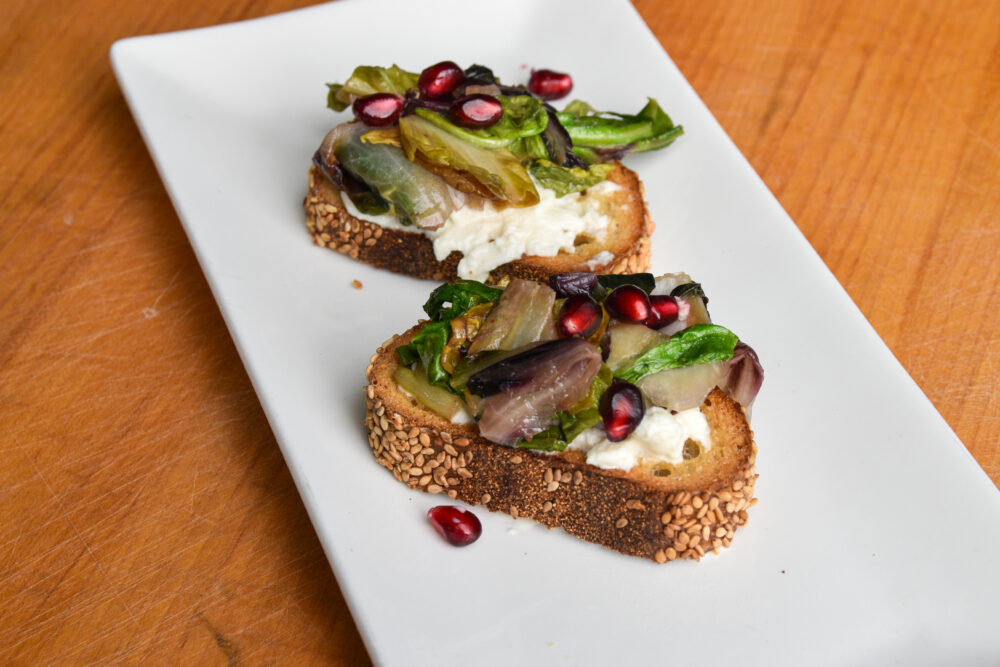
[111,1,1000,664]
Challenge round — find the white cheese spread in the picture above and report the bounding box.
[567,406,712,471]
[340,181,618,282]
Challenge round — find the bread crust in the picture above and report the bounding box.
[305,161,653,282]
[364,324,758,562]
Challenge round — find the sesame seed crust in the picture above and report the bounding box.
[304,162,653,283]
[364,325,758,563]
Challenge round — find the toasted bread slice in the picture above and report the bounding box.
[305,161,653,283]
[364,323,758,563]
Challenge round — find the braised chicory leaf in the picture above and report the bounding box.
[719,342,764,407]
[400,113,539,206]
[516,364,610,451]
[528,160,615,197]
[615,324,739,384]
[411,101,546,150]
[423,279,503,322]
[475,338,602,446]
[396,321,452,387]
[320,123,458,228]
[327,64,418,111]
[557,97,684,161]
[466,279,556,354]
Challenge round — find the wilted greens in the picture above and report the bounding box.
[318,63,684,220]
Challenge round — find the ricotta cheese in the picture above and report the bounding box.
[567,406,712,471]
[339,181,618,282]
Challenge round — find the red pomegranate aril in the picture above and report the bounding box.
[604,285,651,323]
[427,505,482,547]
[352,93,404,126]
[528,69,573,100]
[599,380,645,442]
[557,294,602,338]
[646,295,680,329]
[450,94,504,128]
[419,61,465,100]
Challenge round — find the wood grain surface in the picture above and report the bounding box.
[2,0,997,663]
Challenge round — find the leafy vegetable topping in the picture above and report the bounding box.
[395,321,452,388]
[528,160,615,197]
[400,113,539,206]
[327,65,418,111]
[423,279,503,322]
[615,324,739,384]
[517,364,613,451]
[557,98,684,163]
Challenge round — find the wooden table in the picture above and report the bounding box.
[3,0,997,663]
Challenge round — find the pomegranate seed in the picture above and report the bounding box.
[599,380,645,442]
[352,93,404,126]
[557,294,602,338]
[427,505,482,547]
[528,69,573,100]
[604,285,651,323]
[419,61,465,100]
[646,295,680,329]
[450,94,504,128]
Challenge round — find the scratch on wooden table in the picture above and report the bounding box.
[196,612,241,666]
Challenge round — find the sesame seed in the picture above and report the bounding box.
[543,501,553,513]
[444,444,458,457]
[510,455,522,464]
[546,481,559,493]
[665,548,677,560]
[616,518,628,529]
[654,550,667,564]
[692,496,703,509]
[427,484,443,494]
[544,469,553,484]
[481,493,491,504]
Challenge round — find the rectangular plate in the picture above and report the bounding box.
[112,1,1000,663]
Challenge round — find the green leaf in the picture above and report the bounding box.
[409,97,548,149]
[557,115,653,147]
[400,113,539,206]
[636,98,676,135]
[528,160,615,196]
[395,321,452,388]
[326,65,419,111]
[510,135,549,161]
[517,423,567,451]
[615,324,739,384]
[423,279,503,322]
[560,407,602,444]
[561,99,601,118]
[556,97,684,158]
